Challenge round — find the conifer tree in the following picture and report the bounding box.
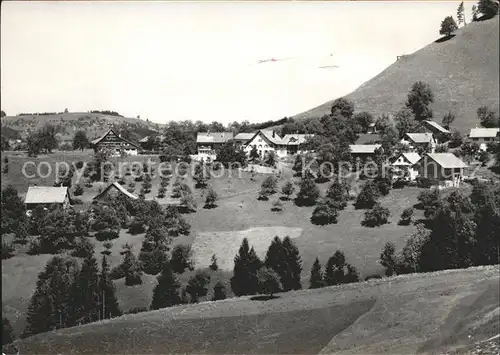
[150,261,181,310]
[309,257,324,289]
[186,271,211,303]
[212,281,227,301]
[230,238,262,296]
[67,252,100,326]
[99,255,122,319]
[457,2,466,25]
[281,237,302,291]
[324,250,347,286]
[380,242,398,276]
[295,171,320,206]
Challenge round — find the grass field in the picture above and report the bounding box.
[12,265,499,354]
[293,17,499,134]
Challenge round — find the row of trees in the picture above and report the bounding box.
[440,0,499,38]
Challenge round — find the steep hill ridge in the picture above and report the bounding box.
[13,265,499,354]
[294,17,499,134]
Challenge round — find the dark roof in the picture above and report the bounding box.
[91,129,140,148]
[94,182,139,200]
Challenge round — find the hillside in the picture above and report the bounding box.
[11,266,500,354]
[0,112,164,142]
[294,17,500,134]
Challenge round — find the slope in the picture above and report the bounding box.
[12,265,499,354]
[0,112,164,142]
[294,17,499,134]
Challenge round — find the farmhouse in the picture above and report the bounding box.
[93,182,139,202]
[282,134,314,155]
[400,133,437,152]
[24,186,71,212]
[91,128,140,156]
[196,132,235,160]
[391,152,421,181]
[349,144,382,159]
[243,130,288,158]
[468,128,500,151]
[415,153,468,189]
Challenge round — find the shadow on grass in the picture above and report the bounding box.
[203,204,218,210]
[435,34,456,43]
[250,295,280,301]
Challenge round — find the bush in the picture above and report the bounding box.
[71,237,94,258]
[186,271,211,303]
[295,172,320,206]
[212,281,227,301]
[271,200,283,212]
[374,176,392,196]
[257,267,282,297]
[311,198,340,225]
[73,184,84,196]
[95,229,120,241]
[126,307,148,314]
[355,181,380,209]
[204,186,218,209]
[1,241,14,260]
[362,203,390,227]
[399,207,414,225]
[170,244,194,274]
[416,177,434,188]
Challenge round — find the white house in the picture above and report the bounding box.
[391,152,421,181]
[414,153,468,189]
[196,132,234,161]
[400,133,437,153]
[468,128,500,151]
[244,130,288,158]
[24,186,71,214]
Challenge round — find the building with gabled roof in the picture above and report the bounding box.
[401,133,437,152]
[349,144,381,156]
[282,134,314,154]
[243,130,288,158]
[231,132,255,146]
[414,153,468,188]
[91,128,140,156]
[468,127,499,151]
[196,132,235,160]
[423,120,450,135]
[391,152,421,181]
[93,182,139,201]
[24,186,71,212]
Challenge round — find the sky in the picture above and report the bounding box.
[1,1,474,124]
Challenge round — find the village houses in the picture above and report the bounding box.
[91,128,140,156]
[414,153,468,189]
[24,186,71,214]
[468,127,500,151]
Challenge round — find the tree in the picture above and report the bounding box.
[472,5,479,21]
[324,251,348,286]
[99,255,122,319]
[477,0,499,18]
[2,317,14,346]
[204,186,218,208]
[264,150,277,167]
[457,2,466,25]
[449,130,463,148]
[186,271,211,303]
[309,257,325,289]
[209,254,219,271]
[67,251,100,326]
[150,261,181,310]
[249,145,260,161]
[113,243,143,286]
[257,268,282,297]
[460,141,480,161]
[477,106,499,128]
[292,154,303,176]
[394,108,419,139]
[23,256,79,337]
[439,16,459,37]
[442,111,455,129]
[259,176,278,200]
[139,227,170,275]
[325,179,350,210]
[73,130,89,151]
[311,198,340,225]
[180,191,197,213]
[1,185,27,235]
[354,112,374,133]
[281,181,295,200]
[212,282,227,301]
[193,161,210,188]
[330,97,355,119]
[230,238,262,296]
[380,242,398,276]
[362,203,391,227]
[216,142,247,168]
[355,181,380,209]
[170,244,194,274]
[405,81,434,121]
[295,172,320,206]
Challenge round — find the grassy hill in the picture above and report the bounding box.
[294,17,499,134]
[0,112,164,142]
[12,265,499,354]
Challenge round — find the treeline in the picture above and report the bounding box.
[89,110,124,117]
[16,111,65,116]
[380,180,499,276]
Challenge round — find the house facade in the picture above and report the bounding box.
[422,121,450,143]
[349,144,382,160]
[282,134,314,155]
[24,186,71,213]
[400,133,437,153]
[230,132,255,147]
[468,128,500,151]
[414,153,468,189]
[391,152,421,181]
[196,132,235,160]
[244,130,288,158]
[91,129,140,156]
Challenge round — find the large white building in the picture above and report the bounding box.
[244,130,288,158]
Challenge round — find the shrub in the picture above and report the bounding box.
[295,172,320,206]
[73,184,84,196]
[126,307,148,314]
[380,242,398,276]
[72,198,83,205]
[1,241,14,260]
[355,181,380,209]
[186,271,211,303]
[399,207,414,225]
[280,181,295,200]
[95,229,120,241]
[212,281,227,301]
[71,236,94,258]
[170,244,194,274]
[416,177,434,188]
[259,176,278,200]
[374,176,392,196]
[325,180,350,210]
[257,267,282,297]
[362,203,390,227]
[271,200,283,212]
[204,186,218,209]
[209,254,218,271]
[311,198,339,225]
